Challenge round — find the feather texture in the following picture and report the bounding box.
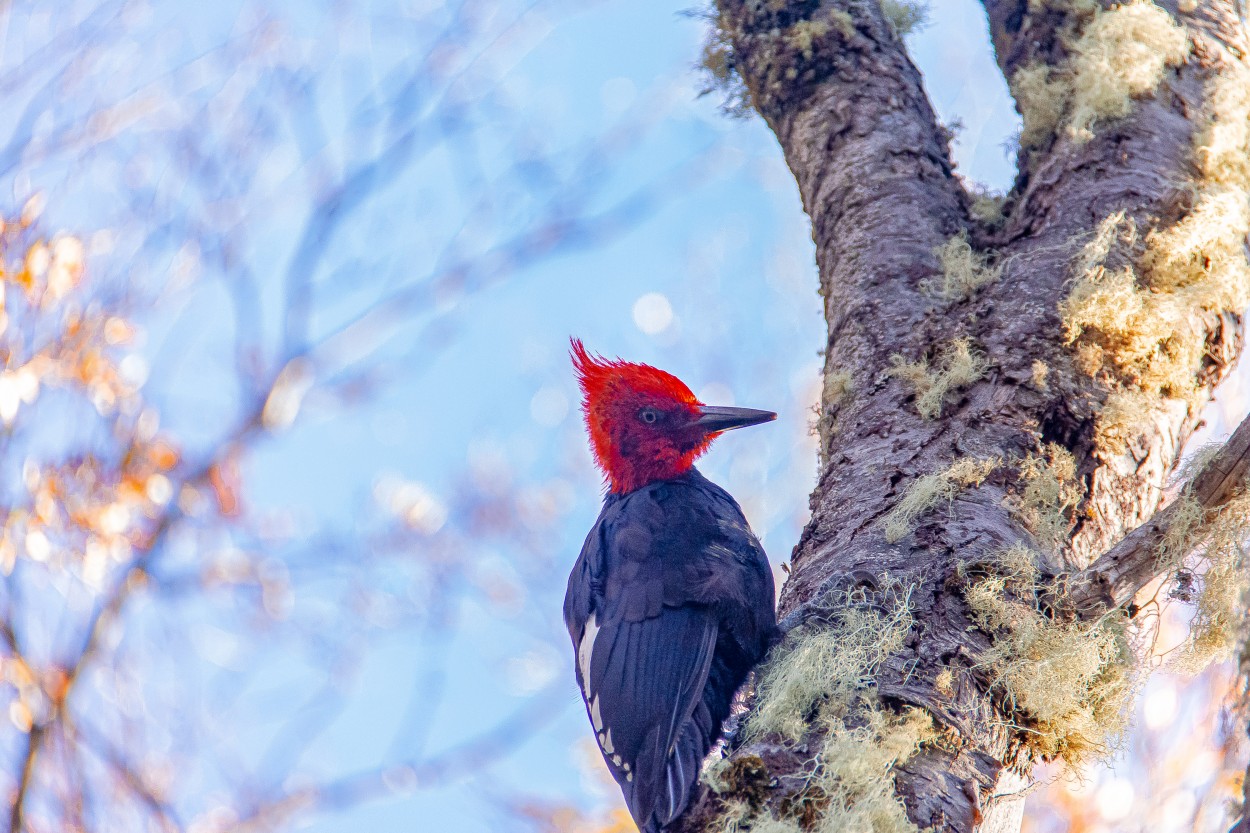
[564,468,777,832]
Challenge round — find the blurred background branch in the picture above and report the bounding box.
[0,2,756,831]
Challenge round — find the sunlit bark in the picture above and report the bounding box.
[675,2,1250,831]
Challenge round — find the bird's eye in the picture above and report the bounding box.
[638,408,659,425]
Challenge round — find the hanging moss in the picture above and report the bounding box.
[713,588,931,833]
[964,545,1135,765]
[1060,53,1250,452]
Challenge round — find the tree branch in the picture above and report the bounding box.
[7,406,264,833]
[216,684,569,833]
[719,0,966,358]
[70,717,184,833]
[1068,409,1250,618]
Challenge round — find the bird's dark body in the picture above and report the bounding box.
[564,467,777,833]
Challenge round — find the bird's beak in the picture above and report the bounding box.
[695,405,777,434]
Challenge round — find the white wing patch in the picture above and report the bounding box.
[577,613,600,701]
[578,613,637,780]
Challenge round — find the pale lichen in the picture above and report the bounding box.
[805,706,935,833]
[1011,62,1071,150]
[1175,443,1224,485]
[1156,488,1250,671]
[1156,490,1207,572]
[1066,0,1190,141]
[817,369,855,457]
[829,9,856,39]
[1060,50,1250,452]
[888,338,987,419]
[880,0,929,38]
[1011,1,1189,148]
[712,797,754,832]
[965,546,1133,765]
[747,590,914,741]
[733,588,930,833]
[823,370,854,409]
[1143,189,1250,302]
[1031,359,1050,390]
[698,8,753,117]
[1182,549,1247,669]
[1195,59,1250,187]
[1011,444,1083,553]
[883,457,1000,543]
[1092,388,1156,450]
[789,18,832,60]
[969,189,1006,226]
[923,232,1000,302]
[705,5,859,119]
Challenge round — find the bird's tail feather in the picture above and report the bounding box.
[648,699,714,831]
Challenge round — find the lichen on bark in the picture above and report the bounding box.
[670,2,1250,832]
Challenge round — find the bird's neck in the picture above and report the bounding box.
[606,452,698,494]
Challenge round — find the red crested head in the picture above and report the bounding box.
[570,338,776,493]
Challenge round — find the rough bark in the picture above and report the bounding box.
[673,2,1250,832]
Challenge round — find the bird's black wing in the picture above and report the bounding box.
[587,606,717,827]
[564,474,773,832]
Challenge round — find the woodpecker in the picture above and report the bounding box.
[564,339,778,832]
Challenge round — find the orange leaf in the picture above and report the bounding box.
[150,441,180,471]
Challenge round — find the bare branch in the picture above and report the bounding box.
[8,405,265,832]
[9,723,46,833]
[70,717,184,833]
[217,684,569,833]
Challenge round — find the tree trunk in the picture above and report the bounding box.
[675,1,1250,831]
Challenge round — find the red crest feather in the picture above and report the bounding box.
[570,338,706,493]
